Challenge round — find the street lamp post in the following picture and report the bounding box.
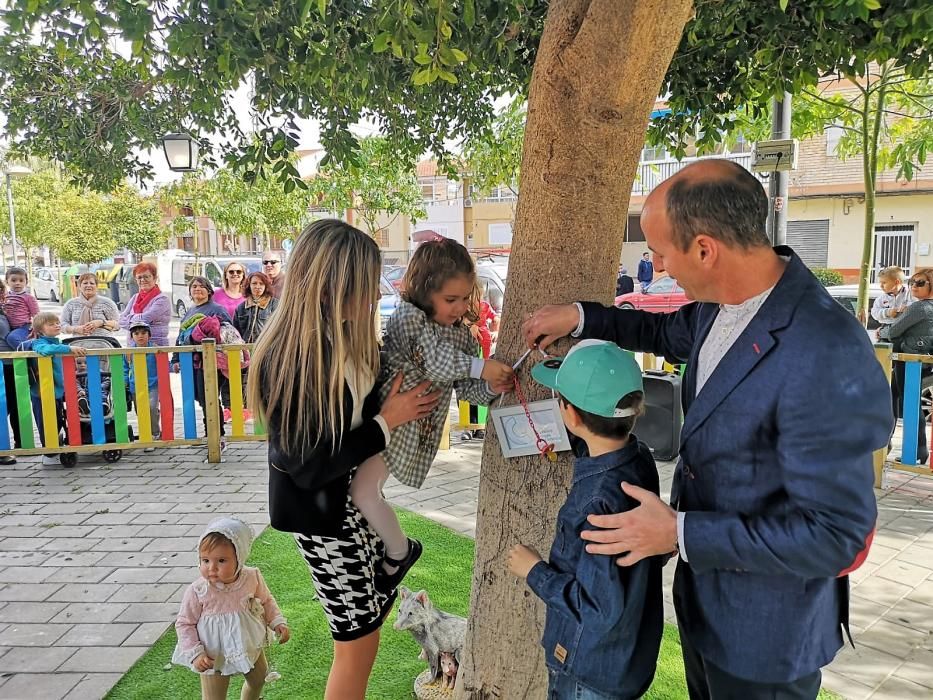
[3,165,32,268]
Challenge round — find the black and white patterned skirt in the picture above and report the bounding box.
[294,494,397,642]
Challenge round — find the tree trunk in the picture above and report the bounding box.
[455,2,694,698]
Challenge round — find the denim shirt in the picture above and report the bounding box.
[526,437,663,698]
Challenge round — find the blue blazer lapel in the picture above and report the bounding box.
[679,250,809,445]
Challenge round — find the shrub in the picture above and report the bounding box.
[812,267,844,287]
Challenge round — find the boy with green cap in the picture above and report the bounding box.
[507,340,663,699]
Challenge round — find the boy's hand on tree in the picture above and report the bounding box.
[507,544,541,579]
[193,653,215,672]
[481,359,514,389]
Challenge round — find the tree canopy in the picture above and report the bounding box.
[2,1,929,191]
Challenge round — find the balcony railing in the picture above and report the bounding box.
[632,153,757,196]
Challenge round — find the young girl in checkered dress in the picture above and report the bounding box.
[351,239,515,591]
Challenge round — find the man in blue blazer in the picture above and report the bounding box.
[523,159,891,699]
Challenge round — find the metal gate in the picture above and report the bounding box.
[872,224,915,282]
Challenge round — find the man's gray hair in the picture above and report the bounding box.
[666,161,770,251]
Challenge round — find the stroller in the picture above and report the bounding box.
[60,336,133,466]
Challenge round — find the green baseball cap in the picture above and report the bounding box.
[531,340,643,418]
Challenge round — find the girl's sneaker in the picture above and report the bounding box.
[222,408,232,423]
[242,408,252,422]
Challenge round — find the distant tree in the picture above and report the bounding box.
[307,137,426,237]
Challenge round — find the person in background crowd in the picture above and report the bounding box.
[213,261,248,319]
[61,273,120,338]
[4,266,40,348]
[262,251,286,299]
[174,276,232,441]
[30,312,88,466]
[119,262,172,347]
[871,265,912,336]
[880,268,933,464]
[0,279,22,464]
[616,265,635,297]
[233,272,279,345]
[636,252,654,293]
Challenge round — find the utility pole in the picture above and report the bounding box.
[766,92,792,246]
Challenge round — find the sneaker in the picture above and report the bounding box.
[222,408,232,423]
[376,538,423,594]
[472,429,486,440]
[144,447,156,453]
[0,455,16,465]
[41,455,60,466]
[242,409,252,422]
[77,396,90,416]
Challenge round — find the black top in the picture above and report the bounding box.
[266,375,386,537]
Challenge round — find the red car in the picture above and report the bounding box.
[614,276,689,312]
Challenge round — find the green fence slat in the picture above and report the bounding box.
[12,359,34,449]
[109,362,129,444]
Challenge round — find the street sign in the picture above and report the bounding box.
[751,139,799,172]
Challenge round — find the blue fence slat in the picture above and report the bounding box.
[902,360,922,465]
[0,364,9,450]
[86,356,106,445]
[180,353,197,439]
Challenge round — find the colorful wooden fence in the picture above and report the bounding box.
[0,340,261,464]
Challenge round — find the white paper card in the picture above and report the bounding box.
[489,398,572,458]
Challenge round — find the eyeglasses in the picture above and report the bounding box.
[227,270,244,276]
[263,260,281,266]
[135,274,154,282]
[911,279,928,288]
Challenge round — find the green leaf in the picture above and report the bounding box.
[779,0,789,11]
[412,68,433,86]
[863,0,881,10]
[451,48,468,63]
[373,33,391,53]
[300,0,313,21]
[463,0,475,28]
[317,0,327,18]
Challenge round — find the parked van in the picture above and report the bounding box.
[170,255,263,317]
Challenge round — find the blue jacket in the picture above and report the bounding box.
[579,248,891,682]
[123,342,158,393]
[636,259,653,284]
[31,335,72,398]
[526,439,662,698]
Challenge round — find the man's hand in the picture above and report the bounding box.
[507,544,542,579]
[193,653,215,672]
[522,304,581,351]
[581,482,677,566]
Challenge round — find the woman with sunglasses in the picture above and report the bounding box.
[880,268,933,463]
[213,262,248,318]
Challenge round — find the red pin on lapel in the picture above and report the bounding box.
[752,343,760,354]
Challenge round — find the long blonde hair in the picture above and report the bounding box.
[248,219,381,454]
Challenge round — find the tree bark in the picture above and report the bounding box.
[455,2,694,698]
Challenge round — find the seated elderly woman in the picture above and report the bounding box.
[61,273,120,338]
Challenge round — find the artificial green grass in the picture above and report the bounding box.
[106,511,839,699]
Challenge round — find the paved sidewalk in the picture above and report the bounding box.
[0,438,930,699]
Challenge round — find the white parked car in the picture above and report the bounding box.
[31,267,61,302]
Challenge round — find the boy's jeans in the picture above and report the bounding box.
[547,668,631,700]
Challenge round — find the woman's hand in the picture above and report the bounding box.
[378,373,441,430]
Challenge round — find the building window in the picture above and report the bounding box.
[825,126,844,157]
[447,180,461,203]
[640,144,668,162]
[420,180,436,203]
[786,219,830,268]
[374,228,390,247]
[488,223,513,245]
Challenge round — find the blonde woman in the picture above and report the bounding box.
[249,219,439,700]
[213,261,248,318]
